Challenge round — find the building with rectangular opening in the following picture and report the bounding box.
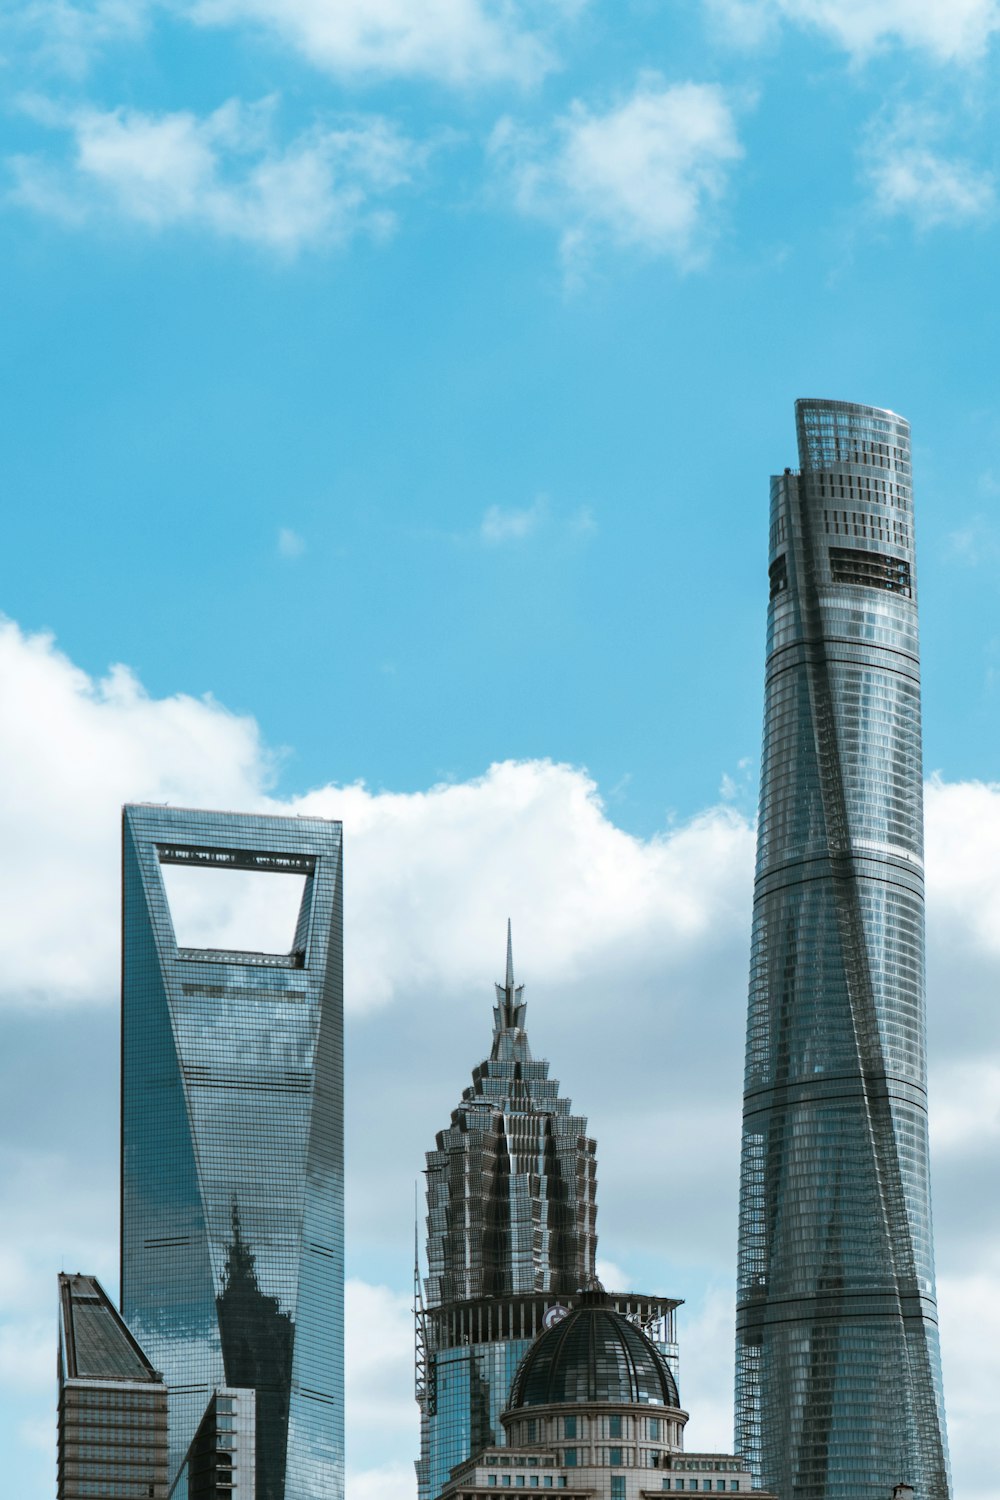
[121,805,343,1500]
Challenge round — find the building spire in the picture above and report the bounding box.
[492,919,529,1057]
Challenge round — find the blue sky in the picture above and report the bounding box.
[3,0,1000,833]
[1,1,999,1496]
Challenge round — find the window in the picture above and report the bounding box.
[828,544,911,596]
[649,1418,660,1440]
[609,1415,622,1438]
[609,1448,622,1466]
[564,1450,577,1468]
[611,1478,626,1499]
[563,1417,576,1439]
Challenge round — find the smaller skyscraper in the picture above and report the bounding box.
[416,928,678,1500]
[170,1387,256,1499]
[58,1271,169,1500]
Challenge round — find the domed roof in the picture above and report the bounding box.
[506,1293,680,1410]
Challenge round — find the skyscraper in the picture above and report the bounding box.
[171,1386,257,1499]
[57,1271,169,1500]
[735,400,951,1498]
[121,805,343,1500]
[416,927,678,1500]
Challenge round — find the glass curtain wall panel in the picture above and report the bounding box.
[121,806,343,1500]
[735,400,951,1499]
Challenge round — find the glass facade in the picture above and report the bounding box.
[57,1272,169,1500]
[417,925,600,1500]
[121,806,343,1500]
[170,1386,256,1498]
[424,924,598,1308]
[735,400,951,1498]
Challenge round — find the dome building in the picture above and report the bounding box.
[437,1291,777,1500]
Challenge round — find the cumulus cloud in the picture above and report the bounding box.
[10,0,578,86]
[0,618,995,1496]
[490,74,743,280]
[863,108,995,229]
[2,0,149,77]
[345,1280,414,1437]
[0,619,270,1007]
[9,96,424,251]
[177,0,572,87]
[706,0,1000,62]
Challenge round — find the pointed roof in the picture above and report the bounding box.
[491,919,530,1061]
[58,1274,160,1383]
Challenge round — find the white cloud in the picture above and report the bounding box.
[345,1280,415,1436]
[10,0,578,86]
[9,96,423,251]
[480,496,546,542]
[490,74,743,280]
[0,619,270,1008]
[926,776,1000,973]
[863,109,995,229]
[938,1266,1000,1495]
[707,0,1000,62]
[346,1461,420,1500]
[278,526,306,558]
[479,496,596,543]
[0,618,996,1496]
[3,0,149,77]
[177,0,571,87]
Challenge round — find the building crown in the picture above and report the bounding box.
[491,919,530,1061]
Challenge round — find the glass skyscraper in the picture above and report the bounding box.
[121,805,343,1500]
[735,400,951,1498]
[170,1386,257,1499]
[417,926,678,1500]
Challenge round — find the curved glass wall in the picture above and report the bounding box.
[735,400,951,1499]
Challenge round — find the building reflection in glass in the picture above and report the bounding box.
[121,807,344,1500]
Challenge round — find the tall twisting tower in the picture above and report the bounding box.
[416,925,678,1500]
[735,400,951,1499]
